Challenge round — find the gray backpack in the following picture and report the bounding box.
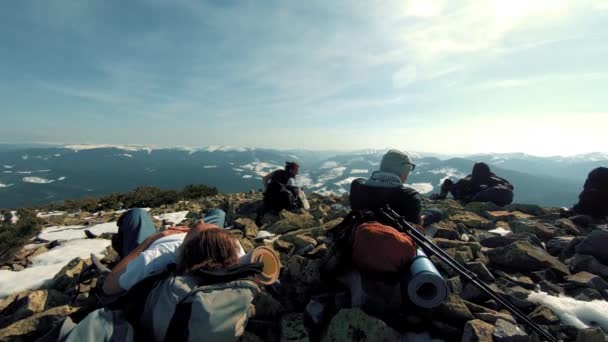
[61,263,263,342]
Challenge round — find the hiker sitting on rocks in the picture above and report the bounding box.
[263,161,308,211]
[350,149,422,224]
[103,208,245,295]
[569,167,608,220]
[431,162,514,206]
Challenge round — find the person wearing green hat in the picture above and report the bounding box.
[350,149,422,224]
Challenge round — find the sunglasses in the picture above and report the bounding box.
[406,162,416,171]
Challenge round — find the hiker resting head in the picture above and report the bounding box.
[471,162,492,180]
[380,149,415,182]
[285,161,300,177]
[178,228,239,273]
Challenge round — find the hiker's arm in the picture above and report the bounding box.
[103,229,184,295]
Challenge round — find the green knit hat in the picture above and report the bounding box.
[380,149,413,177]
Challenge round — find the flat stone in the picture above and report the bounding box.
[528,306,560,325]
[321,308,401,342]
[576,327,608,342]
[436,294,474,322]
[575,230,608,264]
[0,305,77,341]
[450,212,491,229]
[462,319,494,342]
[569,254,608,278]
[466,261,495,282]
[492,318,530,342]
[486,241,570,276]
[292,235,317,250]
[510,220,557,240]
[565,272,608,292]
[280,313,309,342]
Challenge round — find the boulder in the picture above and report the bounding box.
[0,290,68,329]
[280,313,309,342]
[234,218,259,239]
[266,211,316,234]
[50,257,90,292]
[576,327,608,342]
[466,261,495,282]
[546,237,574,257]
[509,220,557,240]
[436,294,475,322]
[575,230,608,264]
[0,305,77,342]
[565,272,608,292]
[486,241,570,276]
[465,202,501,215]
[492,318,530,342]
[449,212,491,229]
[479,233,543,249]
[555,218,582,236]
[505,204,548,216]
[321,308,401,342]
[528,306,560,325]
[569,254,608,278]
[462,319,494,342]
[486,211,532,222]
[292,235,317,250]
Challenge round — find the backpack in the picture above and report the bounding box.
[60,263,263,342]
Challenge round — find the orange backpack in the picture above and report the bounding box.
[351,221,417,274]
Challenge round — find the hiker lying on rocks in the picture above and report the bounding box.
[350,149,422,224]
[431,162,514,206]
[103,208,245,295]
[566,167,608,220]
[263,161,309,212]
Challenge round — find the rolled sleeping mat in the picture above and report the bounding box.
[238,246,281,285]
[403,248,449,309]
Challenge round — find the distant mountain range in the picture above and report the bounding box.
[0,144,605,209]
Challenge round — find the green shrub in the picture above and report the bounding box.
[0,209,42,262]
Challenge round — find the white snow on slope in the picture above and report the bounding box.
[153,211,189,225]
[318,167,347,183]
[65,144,153,152]
[407,183,434,194]
[36,211,66,218]
[2,171,11,174]
[350,169,369,174]
[489,227,511,236]
[240,161,281,177]
[0,182,13,188]
[335,177,359,187]
[0,239,110,298]
[202,146,249,152]
[320,161,339,169]
[23,177,54,184]
[38,222,119,241]
[3,165,14,169]
[429,168,466,185]
[527,292,608,330]
[242,175,253,179]
[121,153,133,158]
[17,171,33,174]
[57,177,66,181]
[10,211,19,224]
[203,165,218,169]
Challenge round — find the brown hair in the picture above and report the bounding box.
[178,228,239,273]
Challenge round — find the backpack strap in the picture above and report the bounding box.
[162,263,264,342]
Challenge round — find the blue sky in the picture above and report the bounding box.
[1,0,607,155]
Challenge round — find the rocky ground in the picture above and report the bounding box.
[1,192,608,341]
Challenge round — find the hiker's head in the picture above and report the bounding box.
[472,162,491,179]
[285,161,300,176]
[380,149,415,182]
[178,228,238,273]
[441,179,454,193]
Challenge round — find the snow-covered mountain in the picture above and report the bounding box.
[0,145,605,208]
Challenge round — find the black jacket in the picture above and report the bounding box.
[349,178,422,224]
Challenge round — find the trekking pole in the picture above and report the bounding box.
[378,206,558,342]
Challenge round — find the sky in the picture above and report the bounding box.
[0,0,607,156]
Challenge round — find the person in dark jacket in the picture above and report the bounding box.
[571,167,608,219]
[432,162,514,206]
[262,161,305,211]
[350,149,422,224]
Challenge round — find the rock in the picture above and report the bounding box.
[528,306,560,325]
[538,280,565,295]
[462,319,494,342]
[437,294,475,322]
[0,290,69,329]
[505,204,547,216]
[464,301,515,324]
[274,239,295,253]
[435,224,461,240]
[492,318,530,342]
[546,237,574,257]
[11,264,24,272]
[286,255,322,287]
[448,276,463,295]
[466,261,495,282]
[0,305,78,341]
[502,286,535,311]
[486,211,532,222]
[321,218,343,231]
[576,327,608,342]
[509,220,557,240]
[433,239,482,255]
[571,288,604,301]
[555,218,582,236]
[480,233,543,249]
[570,215,594,227]
[569,254,608,278]
[306,244,328,259]
[486,241,570,277]
[50,257,90,292]
[450,212,491,229]
[253,292,285,320]
[575,230,608,264]
[465,202,501,215]
[266,211,316,234]
[322,308,401,342]
[234,218,259,239]
[280,313,309,342]
[292,235,317,250]
[565,272,608,292]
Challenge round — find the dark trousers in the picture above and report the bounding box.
[112,208,226,258]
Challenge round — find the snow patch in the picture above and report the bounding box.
[320,161,339,169]
[38,222,118,241]
[0,182,13,188]
[57,176,66,181]
[153,211,189,225]
[21,155,29,160]
[203,165,218,169]
[335,177,359,187]
[527,292,608,330]
[3,165,14,169]
[2,171,11,174]
[350,169,369,174]
[407,183,434,194]
[36,211,67,218]
[242,175,253,178]
[121,153,133,158]
[0,239,110,298]
[17,171,33,174]
[240,161,282,177]
[233,168,245,172]
[23,177,54,184]
[489,227,511,236]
